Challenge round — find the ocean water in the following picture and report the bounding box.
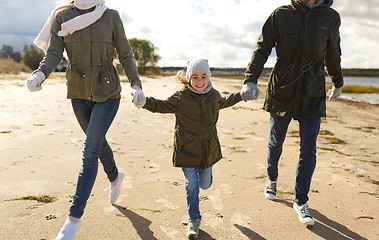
[326,76,379,104]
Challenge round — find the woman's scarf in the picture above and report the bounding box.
[34,0,107,52]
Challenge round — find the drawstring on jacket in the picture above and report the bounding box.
[280,61,313,89]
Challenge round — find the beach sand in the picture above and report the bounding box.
[1,72,378,240]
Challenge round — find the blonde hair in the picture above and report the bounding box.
[176,69,189,85]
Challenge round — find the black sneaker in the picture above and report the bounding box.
[264,180,277,200]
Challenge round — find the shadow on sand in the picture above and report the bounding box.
[275,199,368,240]
[112,204,158,240]
[234,224,266,240]
[112,204,216,239]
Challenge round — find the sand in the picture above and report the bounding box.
[0,72,378,240]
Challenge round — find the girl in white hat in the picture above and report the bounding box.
[139,58,248,238]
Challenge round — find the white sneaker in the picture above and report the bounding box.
[293,202,315,225]
[186,219,201,239]
[105,171,124,203]
[56,217,82,240]
[264,180,277,200]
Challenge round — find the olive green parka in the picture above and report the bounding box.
[37,7,141,102]
[143,87,242,169]
[244,0,343,119]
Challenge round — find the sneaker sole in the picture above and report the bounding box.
[293,204,315,226]
[298,217,314,225]
[264,192,276,200]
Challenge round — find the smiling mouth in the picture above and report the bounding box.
[196,84,205,88]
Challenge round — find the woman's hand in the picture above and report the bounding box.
[26,71,45,92]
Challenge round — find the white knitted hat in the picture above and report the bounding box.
[186,58,211,81]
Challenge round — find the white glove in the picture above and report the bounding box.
[131,85,146,108]
[328,86,342,101]
[26,71,45,92]
[240,82,260,101]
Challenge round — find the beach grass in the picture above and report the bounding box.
[4,195,57,203]
[326,85,379,93]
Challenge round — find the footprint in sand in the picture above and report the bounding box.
[208,189,223,210]
[231,213,251,227]
[103,205,117,214]
[123,175,133,189]
[202,211,224,228]
[160,226,185,240]
[154,197,179,210]
[149,163,160,174]
[220,184,233,194]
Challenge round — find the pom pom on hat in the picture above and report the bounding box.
[186,58,211,81]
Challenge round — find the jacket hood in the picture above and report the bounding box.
[291,0,333,12]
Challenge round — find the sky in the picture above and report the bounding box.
[0,0,378,68]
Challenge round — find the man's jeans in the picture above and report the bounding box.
[182,167,213,221]
[267,113,320,205]
[69,98,120,218]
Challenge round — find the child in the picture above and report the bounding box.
[138,58,243,238]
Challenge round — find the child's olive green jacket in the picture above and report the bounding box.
[37,7,141,102]
[143,87,242,169]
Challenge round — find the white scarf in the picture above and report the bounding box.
[34,0,107,52]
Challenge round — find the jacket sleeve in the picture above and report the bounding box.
[324,13,343,88]
[37,15,65,78]
[219,92,242,110]
[143,92,180,113]
[113,11,142,88]
[244,10,278,84]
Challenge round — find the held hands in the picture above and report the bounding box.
[328,86,342,101]
[240,82,260,101]
[131,85,146,108]
[26,71,46,92]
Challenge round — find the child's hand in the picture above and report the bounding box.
[131,85,146,108]
[240,82,259,101]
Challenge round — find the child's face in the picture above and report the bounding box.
[190,72,209,92]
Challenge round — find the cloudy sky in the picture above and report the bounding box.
[0,0,378,68]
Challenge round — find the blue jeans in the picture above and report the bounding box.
[267,113,320,205]
[182,167,213,221]
[69,98,120,218]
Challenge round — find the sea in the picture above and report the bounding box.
[254,76,379,104]
[325,76,379,104]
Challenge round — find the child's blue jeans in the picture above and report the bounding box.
[69,98,120,218]
[182,167,213,221]
[267,113,320,205]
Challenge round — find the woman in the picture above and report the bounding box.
[26,0,145,239]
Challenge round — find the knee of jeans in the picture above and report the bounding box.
[186,181,199,193]
[200,183,212,190]
[199,177,212,190]
[300,143,317,156]
[83,150,99,162]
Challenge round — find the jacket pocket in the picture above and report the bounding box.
[279,26,300,49]
[178,136,193,149]
[305,75,326,97]
[268,70,296,99]
[97,63,120,95]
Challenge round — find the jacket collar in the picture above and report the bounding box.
[291,0,332,13]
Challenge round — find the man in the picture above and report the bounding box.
[241,0,343,225]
